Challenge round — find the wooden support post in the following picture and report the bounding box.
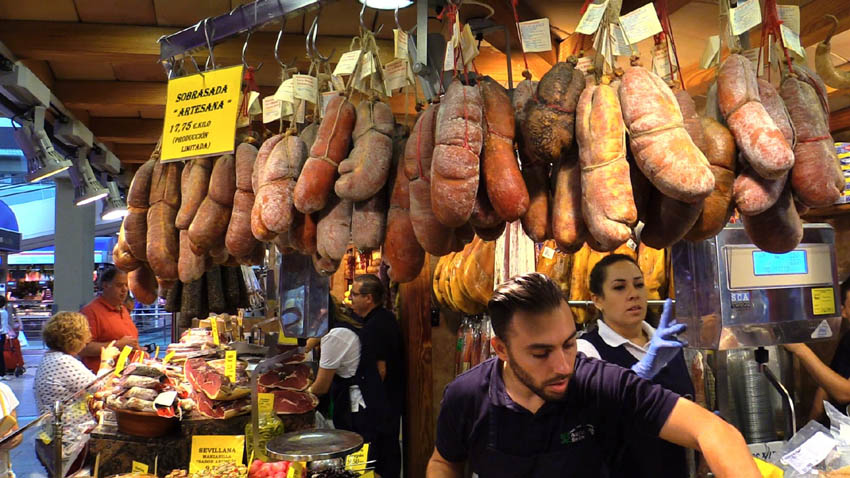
[399,256,434,478]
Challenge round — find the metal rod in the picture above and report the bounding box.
[759,363,797,439]
[52,401,63,478]
[158,0,338,61]
[504,25,513,91]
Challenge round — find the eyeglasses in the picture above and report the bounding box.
[350,291,366,297]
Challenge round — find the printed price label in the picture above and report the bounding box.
[699,35,721,69]
[575,1,608,35]
[346,444,374,477]
[610,23,634,56]
[781,431,837,474]
[189,435,245,473]
[273,78,295,103]
[225,350,237,383]
[384,59,410,92]
[330,75,346,92]
[519,18,552,53]
[258,392,275,416]
[321,91,337,117]
[163,350,175,364]
[262,96,282,124]
[131,461,149,473]
[209,317,220,346]
[780,24,805,57]
[542,247,555,260]
[729,0,762,36]
[460,24,479,64]
[575,56,593,72]
[394,29,408,59]
[652,43,673,81]
[444,43,456,71]
[333,50,362,76]
[247,91,261,115]
[359,51,375,80]
[114,346,133,376]
[619,3,663,44]
[293,74,318,103]
[161,65,243,162]
[154,390,177,408]
[811,287,836,315]
[777,5,800,34]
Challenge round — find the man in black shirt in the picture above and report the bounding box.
[350,274,403,478]
[427,273,760,478]
[785,279,850,420]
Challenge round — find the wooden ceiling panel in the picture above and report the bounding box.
[112,62,168,82]
[50,60,116,80]
[88,106,141,118]
[154,0,230,27]
[302,2,363,40]
[74,0,157,25]
[91,118,162,143]
[111,143,158,164]
[68,109,91,127]
[138,105,165,119]
[0,0,78,21]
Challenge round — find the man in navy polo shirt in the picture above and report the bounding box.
[426,273,760,478]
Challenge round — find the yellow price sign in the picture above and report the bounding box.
[210,317,221,346]
[278,334,299,346]
[237,308,245,328]
[114,345,133,376]
[131,461,149,473]
[154,346,160,360]
[163,350,175,364]
[225,350,237,383]
[286,462,305,478]
[258,393,275,416]
[812,287,836,315]
[189,435,245,473]
[346,444,373,477]
[161,65,243,162]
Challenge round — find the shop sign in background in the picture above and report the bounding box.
[161,65,243,162]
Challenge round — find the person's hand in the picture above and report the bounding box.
[115,336,138,350]
[99,340,120,367]
[782,343,807,356]
[632,298,687,380]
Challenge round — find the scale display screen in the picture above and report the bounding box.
[752,250,808,276]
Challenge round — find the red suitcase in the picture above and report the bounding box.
[3,336,24,375]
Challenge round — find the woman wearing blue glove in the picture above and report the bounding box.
[577,253,694,478]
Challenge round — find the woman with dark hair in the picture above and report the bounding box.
[577,253,693,478]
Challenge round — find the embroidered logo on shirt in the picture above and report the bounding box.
[560,424,595,445]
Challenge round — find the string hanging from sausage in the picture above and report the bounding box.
[653,0,686,89]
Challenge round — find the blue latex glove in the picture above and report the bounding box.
[631,298,687,380]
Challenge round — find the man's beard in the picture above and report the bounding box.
[506,349,572,402]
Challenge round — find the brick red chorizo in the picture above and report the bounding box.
[335,100,394,202]
[179,229,206,283]
[431,80,484,228]
[520,164,552,242]
[124,158,156,262]
[479,77,528,221]
[717,54,794,179]
[226,143,259,260]
[406,105,458,256]
[734,168,787,216]
[316,195,352,261]
[742,184,803,253]
[176,157,212,230]
[113,224,141,272]
[619,67,714,203]
[780,76,844,208]
[640,190,703,248]
[520,61,585,165]
[551,154,586,253]
[147,160,182,281]
[293,94,356,214]
[469,184,504,232]
[384,131,425,283]
[685,118,737,241]
[129,262,158,305]
[253,135,308,238]
[578,83,637,250]
[188,155,235,255]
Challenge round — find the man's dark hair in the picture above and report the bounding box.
[588,253,639,296]
[841,278,850,307]
[355,274,385,305]
[488,272,566,340]
[99,266,120,287]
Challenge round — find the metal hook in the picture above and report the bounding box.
[824,14,839,44]
[395,4,402,31]
[242,31,263,71]
[360,2,368,31]
[203,18,216,70]
[309,12,336,63]
[275,19,289,68]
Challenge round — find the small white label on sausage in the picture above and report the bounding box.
[609,23,634,57]
[460,24,480,64]
[384,59,410,92]
[394,29,409,59]
[293,74,318,103]
[333,50,362,76]
[777,5,800,34]
[519,18,552,53]
[576,1,608,35]
[780,24,805,58]
[618,3,663,45]
[262,96,282,124]
[576,56,593,72]
[729,0,761,36]
[542,247,555,260]
[359,51,375,80]
[273,78,295,103]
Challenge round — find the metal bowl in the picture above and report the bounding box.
[266,428,363,462]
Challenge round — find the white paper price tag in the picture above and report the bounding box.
[781,431,837,474]
[273,78,295,103]
[444,44,456,71]
[394,29,408,59]
[330,75,346,92]
[460,24,479,64]
[777,5,800,34]
[780,23,805,57]
[729,0,762,36]
[652,44,673,81]
[619,3,663,44]
[542,247,555,260]
[154,390,178,408]
[699,35,720,69]
[262,96,282,124]
[610,24,634,56]
[384,59,410,92]
[293,74,318,103]
[576,1,608,35]
[359,51,375,80]
[333,50,362,76]
[248,91,261,115]
[519,18,553,53]
[321,91,337,118]
[576,56,593,72]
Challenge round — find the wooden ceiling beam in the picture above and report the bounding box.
[111,143,158,164]
[91,118,163,144]
[831,106,850,134]
[0,20,394,67]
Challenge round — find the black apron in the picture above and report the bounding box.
[582,327,694,478]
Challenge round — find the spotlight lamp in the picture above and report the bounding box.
[70,147,108,206]
[14,106,73,183]
[101,180,128,221]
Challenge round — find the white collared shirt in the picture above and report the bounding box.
[577,320,657,361]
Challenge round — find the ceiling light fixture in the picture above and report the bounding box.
[13,106,73,183]
[70,148,108,206]
[101,180,129,221]
[357,0,413,11]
